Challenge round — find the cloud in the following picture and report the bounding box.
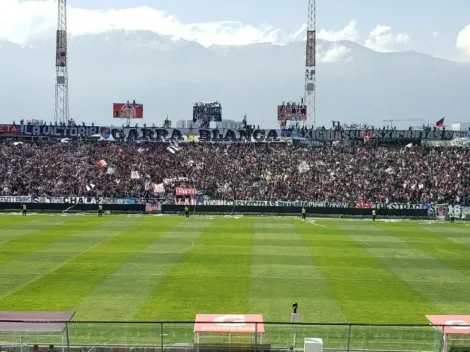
[456,25,470,57]
[364,25,411,52]
[317,20,359,42]
[317,43,351,63]
[0,0,296,46]
[432,31,439,38]
[0,0,361,52]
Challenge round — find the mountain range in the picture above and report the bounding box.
[0,29,469,128]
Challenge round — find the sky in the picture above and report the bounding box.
[1,0,470,61]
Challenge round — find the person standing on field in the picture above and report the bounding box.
[301,207,306,220]
[22,204,27,216]
[372,209,376,222]
[98,204,103,217]
[185,206,189,219]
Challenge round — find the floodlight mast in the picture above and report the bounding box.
[304,0,316,127]
[54,0,69,125]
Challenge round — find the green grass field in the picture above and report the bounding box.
[0,214,469,349]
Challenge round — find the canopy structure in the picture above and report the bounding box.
[426,315,470,352]
[0,311,75,352]
[194,314,265,344]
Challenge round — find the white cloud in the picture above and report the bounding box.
[456,25,470,57]
[0,0,363,50]
[364,25,411,52]
[432,31,439,38]
[0,0,294,47]
[317,20,359,42]
[317,44,351,63]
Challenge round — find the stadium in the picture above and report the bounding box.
[1,1,470,352]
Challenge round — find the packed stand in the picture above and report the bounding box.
[0,140,469,205]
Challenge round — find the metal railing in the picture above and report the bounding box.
[0,321,467,352]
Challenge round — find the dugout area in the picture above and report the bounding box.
[194,314,265,345]
[0,311,75,352]
[426,315,470,352]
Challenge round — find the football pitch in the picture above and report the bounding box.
[0,214,469,349]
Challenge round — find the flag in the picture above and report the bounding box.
[186,132,196,141]
[97,160,107,167]
[131,171,140,179]
[60,138,70,143]
[298,161,310,174]
[85,184,95,192]
[167,146,176,154]
[435,117,445,128]
[405,143,413,148]
[153,183,165,193]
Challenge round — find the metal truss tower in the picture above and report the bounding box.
[304,0,316,127]
[54,0,69,124]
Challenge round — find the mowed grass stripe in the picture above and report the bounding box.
[296,221,436,323]
[370,223,470,311]
[0,216,75,263]
[420,223,470,250]
[137,218,251,320]
[341,222,469,317]
[0,217,141,309]
[74,217,201,320]
[250,218,346,322]
[0,217,123,300]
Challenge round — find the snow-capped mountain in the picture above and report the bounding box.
[0,30,469,126]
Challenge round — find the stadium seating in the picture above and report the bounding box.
[0,140,469,204]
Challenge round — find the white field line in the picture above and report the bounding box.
[0,231,121,300]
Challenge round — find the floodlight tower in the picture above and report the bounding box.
[304,0,316,127]
[54,0,69,124]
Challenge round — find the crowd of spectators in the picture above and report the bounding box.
[0,140,469,205]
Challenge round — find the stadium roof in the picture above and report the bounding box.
[0,311,75,333]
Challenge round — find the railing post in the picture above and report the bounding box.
[160,322,164,352]
[346,324,352,352]
[65,321,71,352]
[254,322,258,351]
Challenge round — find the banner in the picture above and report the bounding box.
[0,196,32,203]
[0,125,21,134]
[176,187,197,196]
[21,125,101,138]
[163,177,189,185]
[18,125,466,142]
[196,200,351,208]
[99,127,286,143]
[296,129,457,141]
[33,197,104,204]
[145,203,161,214]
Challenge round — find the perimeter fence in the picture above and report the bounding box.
[1,321,468,352]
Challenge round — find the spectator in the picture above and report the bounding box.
[0,140,468,205]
